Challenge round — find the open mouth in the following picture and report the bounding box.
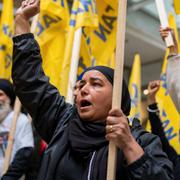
[80,100,92,108]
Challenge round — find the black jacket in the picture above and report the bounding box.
[148,103,180,180]
[2,147,33,180]
[12,33,174,180]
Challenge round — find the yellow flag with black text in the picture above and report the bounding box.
[0,0,14,79]
[128,54,141,123]
[156,50,180,153]
[146,14,180,153]
[61,0,99,96]
[82,0,117,67]
[104,0,118,10]
[168,13,180,53]
[174,0,180,14]
[35,0,69,93]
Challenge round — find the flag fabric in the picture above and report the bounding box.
[168,13,180,53]
[35,0,69,94]
[156,50,180,153]
[104,0,118,10]
[128,54,141,123]
[146,14,180,153]
[78,34,92,75]
[81,0,117,67]
[174,0,180,14]
[70,0,98,29]
[61,0,99,96]
[0,0,14,79]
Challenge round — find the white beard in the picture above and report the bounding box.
[0,100,11,123]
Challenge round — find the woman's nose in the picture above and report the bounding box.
[80,84,89,96]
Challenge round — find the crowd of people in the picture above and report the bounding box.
[0,0,180,179]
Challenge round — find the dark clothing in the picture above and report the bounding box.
[2,147,33,180]
[25,128,43,180]
[148,103,180,180]
[12,33,174,180]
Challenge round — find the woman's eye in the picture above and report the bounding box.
[79,84,84,89]
[93,82,102,86]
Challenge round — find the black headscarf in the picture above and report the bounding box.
[78,66,131,116]
[0,79,15,106]
[68,113,125,180]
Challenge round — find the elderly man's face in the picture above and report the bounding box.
[0,90,11,122]
[76,70,112,122]
[0,90,10,105]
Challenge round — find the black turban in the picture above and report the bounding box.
[0,79,15,106]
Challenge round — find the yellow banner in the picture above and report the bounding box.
[35,0,69,94]
[128,54,141,123]
[168,13,180,53]
[78,34,92,75]
[36,0,69,45]
[0,0,14,79]
[156,50,180,153]
[104,0,118,10]
[70,0,98,29]
[81,0,117,67]
[61,0,99,96]
[146,14,180,153]
[174,0,180,14]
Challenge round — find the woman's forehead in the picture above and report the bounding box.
[82,70,108,81]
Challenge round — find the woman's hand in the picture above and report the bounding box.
[106,108,144,164]
[159,27,178,54]
[16,0,40,20]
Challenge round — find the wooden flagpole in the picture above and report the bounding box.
[3,14,38,175]
[155,0,174,47]
[106,0,127,179]
[3,98,21,174]
[66,28,82,104]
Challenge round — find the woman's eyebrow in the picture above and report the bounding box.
[90,77,104,83]
[79,80,86,85]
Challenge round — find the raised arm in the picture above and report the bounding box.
[160,27,180,113]
[12,0,72,143]
[147,80,178,164]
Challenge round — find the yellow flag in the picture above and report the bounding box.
[155,14,180,153]
[156,50,180,153]
[168,13,180,53]
[70,0,98,29]
[35,0,69,93]
[146,14,180,153]
[104,0,118,10]
[61,0,99,96]
[78,34,92,75]
[174,0,180,14]
[128,54,141,123]
[81,0,117,67]
[0,0,14,79]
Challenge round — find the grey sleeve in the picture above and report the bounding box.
[166,54,180,113]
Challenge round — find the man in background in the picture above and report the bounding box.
[0,79,34,179]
